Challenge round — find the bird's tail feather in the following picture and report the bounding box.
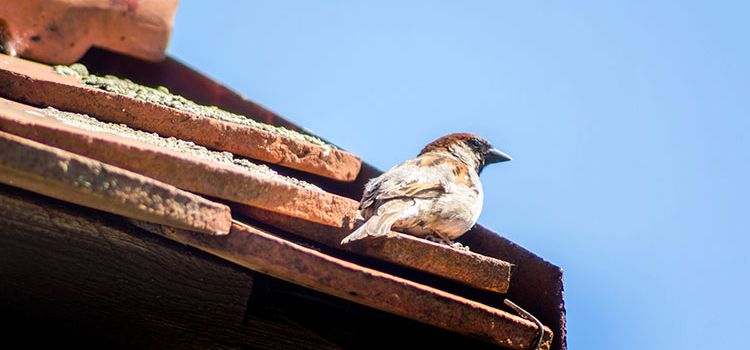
[340,211,400,244]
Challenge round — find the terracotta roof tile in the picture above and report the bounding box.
[141,220,553,350]
[0,96,354,227]
[0,0,178,64]
[241,205,513,293]
[0,55,362,181]
[0,130,231,235]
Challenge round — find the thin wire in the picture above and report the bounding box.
[504,298,545,350]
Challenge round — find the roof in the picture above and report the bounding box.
[0,3,566,349]
[0,0,178,64]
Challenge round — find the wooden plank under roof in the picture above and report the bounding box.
[0,185,552,349]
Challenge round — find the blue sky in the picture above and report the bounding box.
[169,2,749,348]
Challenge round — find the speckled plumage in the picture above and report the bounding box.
[341,133,510,245]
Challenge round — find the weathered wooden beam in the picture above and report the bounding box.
[0,54,361,181]
[0,130,231,235]
[149,220,553,349]
[0,186,343,350]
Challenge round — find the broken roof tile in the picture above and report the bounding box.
[0,0,178,64]
[0,130,231,235]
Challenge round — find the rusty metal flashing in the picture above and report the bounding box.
[464,226,567,350]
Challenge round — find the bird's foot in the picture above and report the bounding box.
[424,234,444,244]
[449,241,471,252]
[424,235,471,252]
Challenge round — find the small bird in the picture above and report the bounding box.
[340,133,511,247]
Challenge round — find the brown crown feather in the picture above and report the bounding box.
[419,133,488,155]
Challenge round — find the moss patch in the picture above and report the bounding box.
[53,63,331,149]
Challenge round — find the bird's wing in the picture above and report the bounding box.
[381,180,445,199]
[361,153,468,213]
[344,152,478,245]
[341,198,414,244]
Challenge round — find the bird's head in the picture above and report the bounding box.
[419,133,511,173]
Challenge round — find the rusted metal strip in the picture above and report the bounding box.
[145,219,553,349]
[463,226,567,350]
[0,54,361,181]
[0,130,231,235]
[0,97,513,294]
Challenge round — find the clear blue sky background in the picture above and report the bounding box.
[168,2,749,349]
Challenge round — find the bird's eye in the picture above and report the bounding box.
[468,139,482,148]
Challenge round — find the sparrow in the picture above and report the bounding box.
[340,133,511,247]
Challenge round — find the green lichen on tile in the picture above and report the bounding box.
[53,63,332,149]
[39,106,321,191]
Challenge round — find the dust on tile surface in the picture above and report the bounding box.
[54,63,332,149]
[37,106,320,190]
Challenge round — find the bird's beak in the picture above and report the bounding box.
[484,148,512,164]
